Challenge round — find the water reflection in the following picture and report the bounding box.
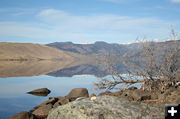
[0,75,98,119]
[0,60,96,78]
[47,64,108,77]
[27,93,49,97]
[0,60,128,119]
[47,63,127,78]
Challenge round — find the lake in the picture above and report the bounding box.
[0,74,101,119]
[0,61,141,119]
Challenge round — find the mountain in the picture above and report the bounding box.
[47,40,180,58]
[47,41,141,56]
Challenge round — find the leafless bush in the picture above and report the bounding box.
[94,30,180,92]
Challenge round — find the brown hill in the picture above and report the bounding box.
[0,42,79,60]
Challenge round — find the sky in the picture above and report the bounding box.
[0,0,180,44]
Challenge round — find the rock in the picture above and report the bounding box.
[27,88,51,94]
[10,111,33,119]
[49,96,65,100]
[66,88,89,100]
[90,96,97,100]
[112,91,123,96]
[35,100,50,109]
[130,90,151,101]
[176,97,180,103]
[90,93,96,97]
[32,104,53,118]
[128,86,137,90]
[60,98,69,105]
[98,91,113,96]
[121,90,131,97]
[76,97,87,101]
[34,97,58,109]
[33,96,69,112]
[48,97,58,105]
[53,100,62,108]
[47,95,164,119]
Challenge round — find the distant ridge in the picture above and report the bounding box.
[47,40,180,65]
[47,40,179,56]
[46,41,142,56]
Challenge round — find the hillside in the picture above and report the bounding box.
[0,42,80,60]
[47,40,180,64]
[47,41,141,56]
[47,40,180,56]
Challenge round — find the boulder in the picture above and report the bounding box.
[47,95,164,119]
[66,88,89,100]
[98,91,113,96]
[60,98,69,105]
[32,104,53,118]
[90,93,96,97]
[10,111,33,119]
[49,97,65,100]
[27,88,51,94]
[53,100,62,108]
[130,89,151,101]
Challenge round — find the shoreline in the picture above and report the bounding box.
[10,83,180,119]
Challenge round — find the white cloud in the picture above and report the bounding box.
[170,0,180,3]
[0,9,179,43]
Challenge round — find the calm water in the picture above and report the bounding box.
[0,61,142,119]
[0,75,100,119]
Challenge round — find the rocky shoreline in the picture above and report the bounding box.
[47,95,164,119]
[10,83,180,119]
[10,88,90,119]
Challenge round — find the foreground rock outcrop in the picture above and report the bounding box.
[48,95,164,119]
[10,88,89,119]
[30,88,89,118]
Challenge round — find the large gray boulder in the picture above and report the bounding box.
[48,95,164,119]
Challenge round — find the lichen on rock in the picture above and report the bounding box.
[47,95,164,119]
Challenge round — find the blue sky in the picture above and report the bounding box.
[0,0,180,44]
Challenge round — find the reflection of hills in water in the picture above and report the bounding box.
[0,60,128,78]
[47,64,108,77]
[47,63,127,78]
[0,60,94,78]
